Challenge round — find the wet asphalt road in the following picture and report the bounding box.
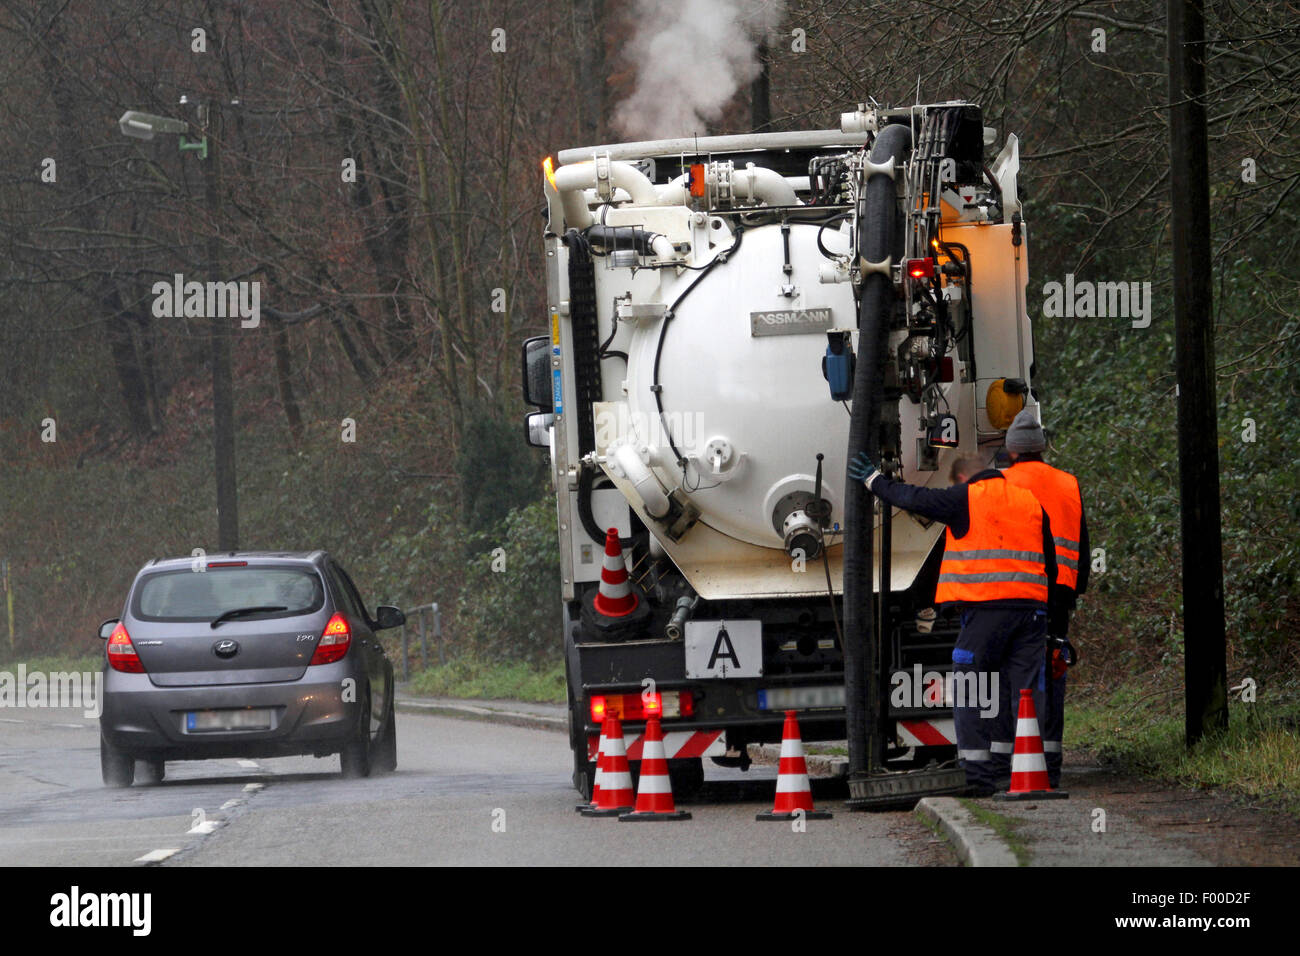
[0,705,941,866]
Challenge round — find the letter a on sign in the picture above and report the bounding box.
[708,624,741,675]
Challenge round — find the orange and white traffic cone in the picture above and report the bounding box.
[592,527,638,617]
[620,716,691,822]
[994,689,1069,801]
[576,723,609,812]
[581,717,636,816]
[757,710,832,820]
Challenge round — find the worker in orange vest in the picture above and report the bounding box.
[851,451,1058,796]
[1000,409,1088,789]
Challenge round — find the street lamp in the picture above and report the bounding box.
[117,99,238,550]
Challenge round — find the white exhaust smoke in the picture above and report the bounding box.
[612,0,786,141]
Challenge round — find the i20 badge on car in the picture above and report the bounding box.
[212,639,240,659]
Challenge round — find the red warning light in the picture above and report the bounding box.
[689,164,706,198]
[906,257,935,279]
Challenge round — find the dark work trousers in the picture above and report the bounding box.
[1043,607,1072,788]
[952,606,1048,791]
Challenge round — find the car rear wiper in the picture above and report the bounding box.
[210,606,289,629]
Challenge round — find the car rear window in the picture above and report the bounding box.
[132,567,325,622]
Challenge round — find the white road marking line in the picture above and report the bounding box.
[243,782,264,792]
[135,848,181,864]
[220,799,243,810]
[236,759,259,768]
[0,718,22,723]
[52,723,86,729]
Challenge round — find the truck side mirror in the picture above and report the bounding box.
[524,411,554,449]
[521,336,552,409]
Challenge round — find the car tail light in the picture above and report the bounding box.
[106,622,145,673]
[589,690,693,722]
[310,613,351,665]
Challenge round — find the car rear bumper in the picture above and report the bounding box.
[99,663,363,759]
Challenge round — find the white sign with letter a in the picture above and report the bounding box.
[685,620,763,679]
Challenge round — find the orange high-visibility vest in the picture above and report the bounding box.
[935,478,1050,605]
[1002,460,1083,591]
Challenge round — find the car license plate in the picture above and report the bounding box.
[186,708,274,732]
[684,620,762,678]
[757,685,845,711]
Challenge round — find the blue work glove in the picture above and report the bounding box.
[848,451,883,491]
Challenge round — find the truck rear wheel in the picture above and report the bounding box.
[564,616,597,800]
[572,746,598,802]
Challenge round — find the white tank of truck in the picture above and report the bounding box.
[534,106,1031,602]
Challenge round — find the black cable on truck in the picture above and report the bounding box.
[649,225,745,469]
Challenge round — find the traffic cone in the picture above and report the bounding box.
[576,723,609,812]
[592,528,638,617]
[993,689,1069,801]
[620,717,691,821]
[756,710,832,820]
[581,717,635,816]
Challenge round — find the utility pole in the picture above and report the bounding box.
[1167,0,1227,745]
[201,100,239,551]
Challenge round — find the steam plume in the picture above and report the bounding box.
[612,0,786,141]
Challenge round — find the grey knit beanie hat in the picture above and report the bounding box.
[1006,409,1046,453]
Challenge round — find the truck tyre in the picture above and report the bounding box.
[101,733,134,788]
[573,746,598,802]
[567,693,597,800]
[339,692,372,779]
[564,611,597,799]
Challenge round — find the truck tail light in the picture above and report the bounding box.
[309,613,351,665]
[106,622,145,673]
[589,690,694,722]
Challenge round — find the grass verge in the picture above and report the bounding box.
[1068,683,1300,817]
[406,656,566,704]
[958,798,1031,866]
[0,652,102,673]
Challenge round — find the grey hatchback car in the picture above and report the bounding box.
[98,551,404,787]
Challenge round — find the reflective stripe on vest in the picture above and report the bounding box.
[1003,461,1084,590]
[935,478,1050,605]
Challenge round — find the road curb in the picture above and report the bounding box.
[752,743,848,778]
[395,697,566,734]
[915,797,1019,867]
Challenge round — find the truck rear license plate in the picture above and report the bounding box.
[186,708,274,732]
[684,620,762,678]
[757,685,845,711]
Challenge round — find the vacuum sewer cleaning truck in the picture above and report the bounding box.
[521,101,1036,800]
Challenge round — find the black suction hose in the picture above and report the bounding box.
[843,122,912,782]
